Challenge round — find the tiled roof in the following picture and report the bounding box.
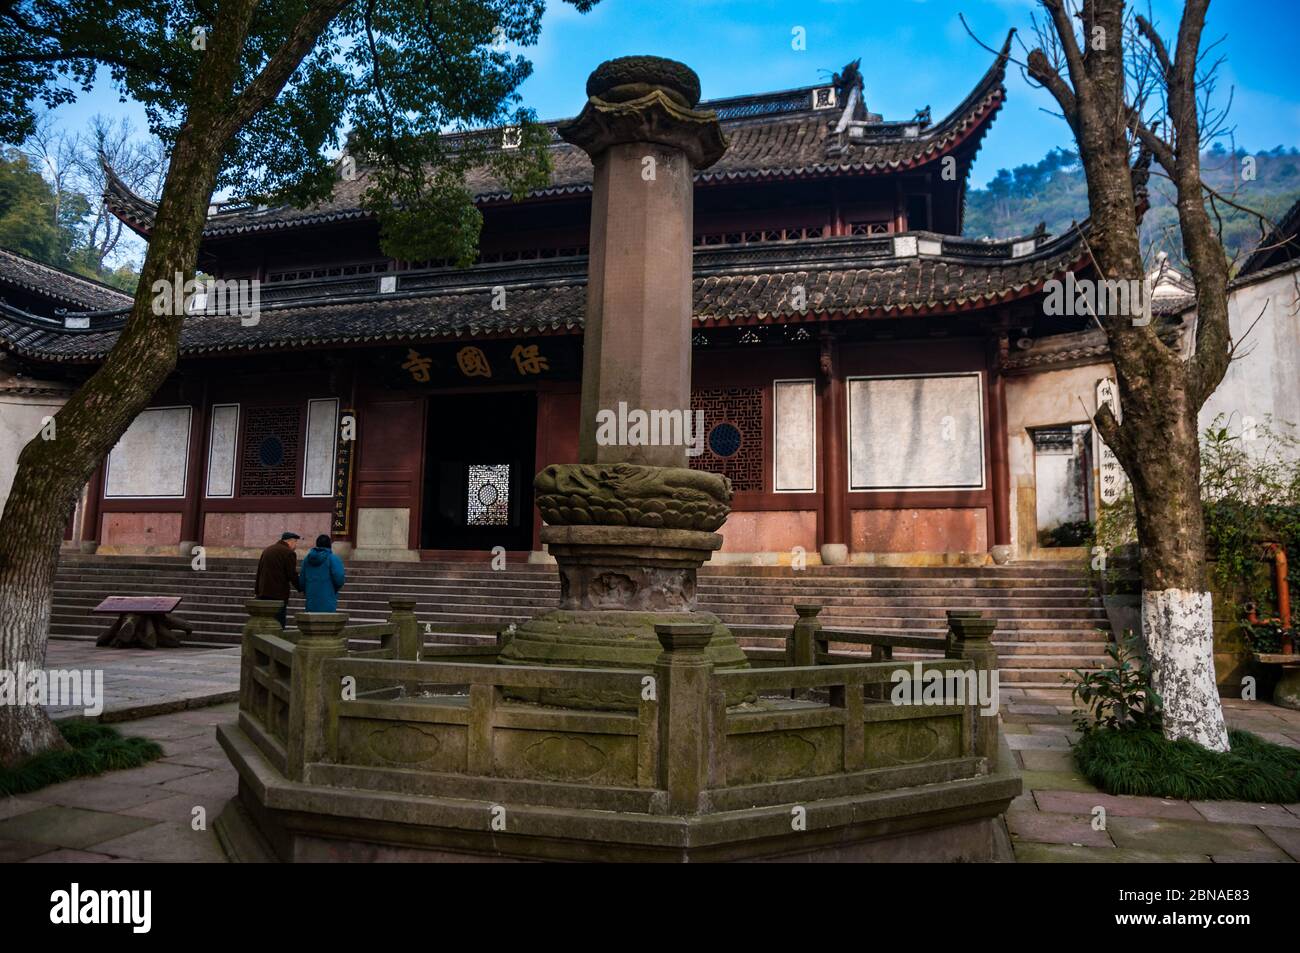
[1238,195,1300,277]
[0,248,134,314]
[0,226,1087,364]
[105,41,1011,240]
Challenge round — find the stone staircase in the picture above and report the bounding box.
[49,554,1112,688]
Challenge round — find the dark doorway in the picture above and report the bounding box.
[420,391,537,551]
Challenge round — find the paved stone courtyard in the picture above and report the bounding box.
[0,702,236,862]
[42,640,239,720]
[1002,688,1300,862]
[2,642,1299,862]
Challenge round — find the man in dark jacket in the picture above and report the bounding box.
[255,532,302,628]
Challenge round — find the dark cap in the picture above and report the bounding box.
[280,532,301,541]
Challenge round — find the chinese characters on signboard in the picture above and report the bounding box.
[1094,379,1127,506]
[332,407,356,536]
[389,339,576,387]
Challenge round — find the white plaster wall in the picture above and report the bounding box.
[1005,363,1111,558]
[1198,268,1300,448]
[0,395,66,517]
[1035,449,1089,530]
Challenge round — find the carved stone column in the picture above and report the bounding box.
[497,57,750,708]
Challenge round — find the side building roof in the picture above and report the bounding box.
[0,248,133,315]
[1238,195,1300,277]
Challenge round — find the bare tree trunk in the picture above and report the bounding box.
[1023,0,1233,752]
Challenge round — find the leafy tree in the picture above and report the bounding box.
[0,0,597,766]
[966,143,1300,268]
[0,148,82,263]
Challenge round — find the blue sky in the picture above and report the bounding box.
[44,0,1300,191]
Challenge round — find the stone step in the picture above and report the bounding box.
[52,581,1103,607]
[49,602,1108,633]
[56,562,1097,586]
[51,554,1112,672]
[59,554,1095,575]
[53,579,1103,603]
[55,556,1102,579]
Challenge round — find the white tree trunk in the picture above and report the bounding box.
[1141,589,1230,752]
[0,541,66,764]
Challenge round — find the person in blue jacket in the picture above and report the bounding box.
[299,534,346,612]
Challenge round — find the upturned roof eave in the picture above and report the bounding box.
[103,36,1015,242]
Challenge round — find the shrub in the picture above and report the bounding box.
[1069,631,1162,735]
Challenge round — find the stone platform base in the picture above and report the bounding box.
[215,721,1020,863]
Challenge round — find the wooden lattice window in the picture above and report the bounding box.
[690,387,764,492]
[240,405,302,496]
[466,464,511,526]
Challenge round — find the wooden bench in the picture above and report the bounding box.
[94,596,195,649]
[1254,652,1300,711]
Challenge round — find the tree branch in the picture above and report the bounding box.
[219,0,353,140]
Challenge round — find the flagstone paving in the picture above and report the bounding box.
[4,687,1300,862]
[1002,688,1300,863]
[40,639,239,721]
[0,703,238,863]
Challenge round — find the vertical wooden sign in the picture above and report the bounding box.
[1094,379,1127,506]
[333,408,356,536]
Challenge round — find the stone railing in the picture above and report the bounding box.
[234,603,1002,807]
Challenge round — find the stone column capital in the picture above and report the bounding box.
[560,57,727,168]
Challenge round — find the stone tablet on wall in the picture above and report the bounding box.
[302,398,339,498]
[847,373,984,490]
[206,403,240,498]
[773,379,816,492]
[105,405,192,498]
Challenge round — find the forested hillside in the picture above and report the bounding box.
[964,144,1300,269]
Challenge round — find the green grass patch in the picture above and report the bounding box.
[1072,728,1300,802]
[0,721,163,797]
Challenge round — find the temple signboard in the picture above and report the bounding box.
[1094,378,1127,506]
[379,338,581,389]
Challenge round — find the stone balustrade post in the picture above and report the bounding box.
[791,603,823,667]
[241,599,284,713]
[944,609,999,765]
[654,623,716,814]
[383,597,421,660]
[287,611,349,782]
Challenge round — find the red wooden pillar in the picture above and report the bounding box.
[986,333,1011,553]
[179,376,209,550]
[81,461,105,548]
[818,332,849,564]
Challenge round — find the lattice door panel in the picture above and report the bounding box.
[240,406,303,496]
[690,386,764,492]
